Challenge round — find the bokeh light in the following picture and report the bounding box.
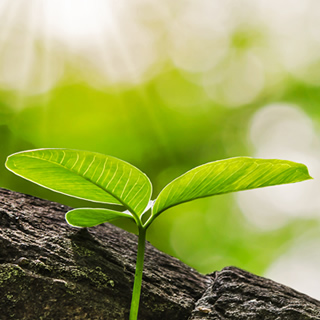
[237,103,320,230]
[266,234,320,300]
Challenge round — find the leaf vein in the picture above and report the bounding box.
[96,158,108,183]
[131,182,147,211]
[105,163,118,189]
[83,156,96,176]
[70,153,79,170]
[121,169,132,198]
[123,175,141,202]
[112,169,125,193]
[60,150,66,164]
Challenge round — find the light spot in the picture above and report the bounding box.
[237,103,320,230]
[265,237,320,300]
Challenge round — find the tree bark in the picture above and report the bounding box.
[190,267,320,320]
[1,188,320,320]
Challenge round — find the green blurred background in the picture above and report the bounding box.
[1,0,320,299]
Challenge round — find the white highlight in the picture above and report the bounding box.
[237,103,320,230]
[3,0,320,97]
[266,237,320,300]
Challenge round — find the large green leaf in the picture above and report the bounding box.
[66,208,133,228]
[152,157,312,217]
[6,149,152,216]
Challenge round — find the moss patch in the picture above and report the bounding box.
[72,243,95,257]
[0,264,26,285]
[64,265,115,289]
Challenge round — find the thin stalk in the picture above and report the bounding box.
[129,226,147,320]
[143,214,153,229]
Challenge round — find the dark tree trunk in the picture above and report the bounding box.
[1,188,320,320]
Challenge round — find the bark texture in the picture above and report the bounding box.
[1,187,320,320]
[190,267,320,320]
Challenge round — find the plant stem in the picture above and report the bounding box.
[129,226,147,320]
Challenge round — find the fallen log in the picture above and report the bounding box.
[1,188,319,319]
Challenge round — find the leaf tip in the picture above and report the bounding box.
[298,163,313,181]
[65,211,84,228]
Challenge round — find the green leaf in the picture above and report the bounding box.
[152,157,312,217]
[66,208,133,228]
[6,149,152,217]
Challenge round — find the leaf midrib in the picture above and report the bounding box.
[152,160,304,216]
[21,153,140,217]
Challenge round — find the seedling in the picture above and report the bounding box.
[5,149,312,319]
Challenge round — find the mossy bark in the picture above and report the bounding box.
[1,188,320,320]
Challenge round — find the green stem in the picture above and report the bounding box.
[129,226,147,320]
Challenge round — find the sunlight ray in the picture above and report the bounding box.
[37,1,62,99]
[107,23,144,84]
[90,0,176,161]
[13,1,39,106]
[38,1,53,92]
[0,0,19,52]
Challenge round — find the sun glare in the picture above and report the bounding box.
[2,0,320,101]
[0,0,168,98]
[42,0,113,45]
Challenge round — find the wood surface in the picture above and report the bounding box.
[1,188,319,319]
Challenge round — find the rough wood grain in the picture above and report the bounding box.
[190,267,320,320]
[1,187,320,320]
[0,188,209,320]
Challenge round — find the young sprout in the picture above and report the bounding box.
[5,149,312,320]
